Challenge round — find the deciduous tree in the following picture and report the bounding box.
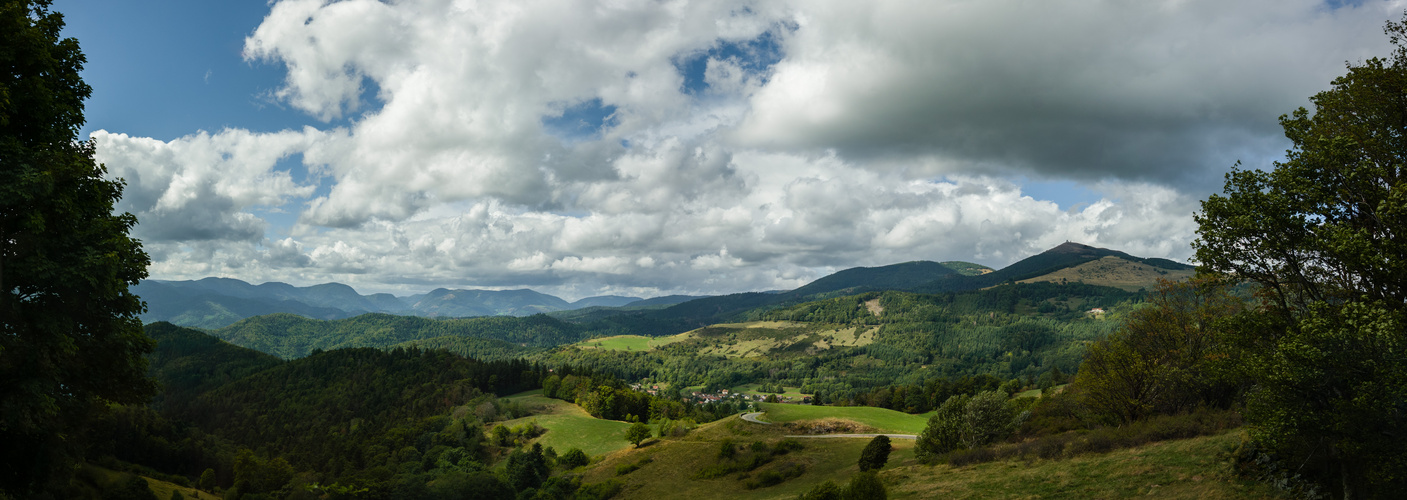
[1193,14,1407,497]
[0,0,155,496]
[1073,279,1242,425]
[625,421,651,448]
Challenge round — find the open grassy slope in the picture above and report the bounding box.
[1018,256,1196,292]
[498,391,636,457]
[571,415,1284,500]
[755,402,931,434]
[673,322,878,359]
[574,333,688,351]
[882,431,1278,499]
[80,464,220,500]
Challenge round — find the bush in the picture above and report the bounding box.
[576,479,624,500]
[558,448,590,469]
[104,474,158,500]
[717,438,737,461]
[772,438,804,455]
[798,480,843,500]
[933,408,1243,467]
[844,471,887,500]
[615,456,652,476]
[857,436,891,472]
[743,462,805,490]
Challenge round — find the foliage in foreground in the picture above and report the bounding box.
[1,1,155,497]
[1193,14,1407,497]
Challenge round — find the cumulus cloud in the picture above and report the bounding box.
[95,128,322,242]
[92,0,1399,298]
[734,0,1396,188]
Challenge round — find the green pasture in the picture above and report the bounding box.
[756,402,932,434]
[499,392,635,457]
[574,415,1278,500]
[576,334,686,351]
[80,464,220,500]
[884,431,1279,499]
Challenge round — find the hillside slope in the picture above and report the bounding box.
[213,312,589,359]
[1017,255,1195,291]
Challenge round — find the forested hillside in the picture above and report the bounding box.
[214,313,591,359]
[92,324,672,498]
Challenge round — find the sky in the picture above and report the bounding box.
[54,0,1398,300]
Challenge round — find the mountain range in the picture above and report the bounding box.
[133,279,667,329]
[136,242,1191,329]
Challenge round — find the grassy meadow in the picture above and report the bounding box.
[80,464,220,500]
[568,414,1284,500]
[756,402,932,434]
[575,333,688,351]
[499,391,636,457]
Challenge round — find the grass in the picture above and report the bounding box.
[883,430,1281,499]
[571,414,1283,500]
[684,322,879,359]
[80,464,221,499]
[1018,256,1195,292]
[498,392,636,457]
[756,402,931,434]
[579,416,879,499]
[575,333,688,351]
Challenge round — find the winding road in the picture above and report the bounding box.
[739,412,918,440]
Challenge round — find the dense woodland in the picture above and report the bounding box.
[89,323,654,499]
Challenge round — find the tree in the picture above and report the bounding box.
[624,421,651,448]
[197,469,215,492]
[1074,279,1243,425]
[1,1,155,496]
[1193,14,1407,498]
[914,395,967,463]
[960,390,1018,449]
[504,444,550,491]
[857,435,891,472]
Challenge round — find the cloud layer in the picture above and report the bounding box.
[94,0,1400,298]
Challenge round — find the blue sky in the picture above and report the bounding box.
[52,0,1397,298]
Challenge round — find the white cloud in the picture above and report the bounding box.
[93,0,1399,299]
[95,128,322,242]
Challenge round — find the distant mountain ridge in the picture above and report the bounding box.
[135,242,1189,330]
[133,278,648,329]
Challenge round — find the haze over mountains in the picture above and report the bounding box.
[136,242,1190,329]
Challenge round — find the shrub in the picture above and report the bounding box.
[798,480,843,500]
[857,435,891,472]
[772,438,804,455]
[844,471,887,500]
[576,479,624,500]
[717,438,737,461]
[558,448,590,469]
